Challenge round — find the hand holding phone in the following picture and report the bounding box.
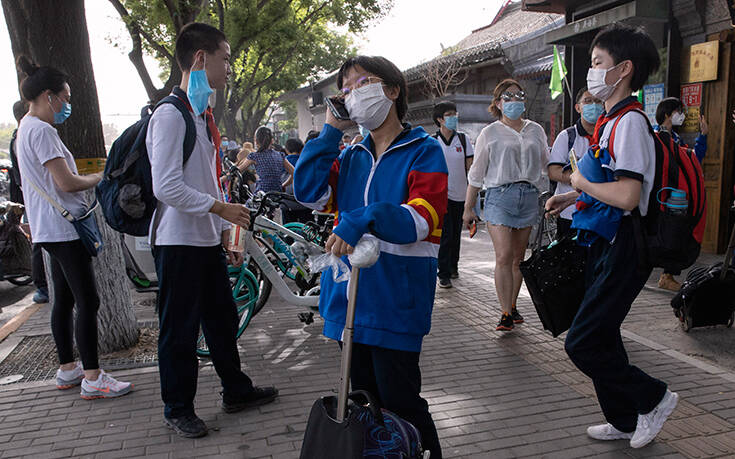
[568,148,578,172]
[469,221,477,238]
[326,96,350,121]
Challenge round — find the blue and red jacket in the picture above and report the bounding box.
[294,123,448,352]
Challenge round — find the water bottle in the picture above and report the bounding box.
[659,187,688,215]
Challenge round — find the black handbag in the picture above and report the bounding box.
[28,179,104,257]
[520,216,587,337]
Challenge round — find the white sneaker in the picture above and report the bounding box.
[56,362,84,389]
[586,423,634,441]
[630,389,679,448]
[80,370,133,399]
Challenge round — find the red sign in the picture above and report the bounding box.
[681,83,703,107]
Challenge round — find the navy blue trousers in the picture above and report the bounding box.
[565,218,667,433]
[153,245,253,418]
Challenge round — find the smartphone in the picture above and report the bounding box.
[568,148,578,172]
[469,221,477,238]
[326,96,350,121]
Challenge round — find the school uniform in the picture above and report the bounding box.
[564,97,667,433]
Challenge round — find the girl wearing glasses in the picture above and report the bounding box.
[463,78,548,332]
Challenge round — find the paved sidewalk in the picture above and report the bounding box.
[1,230,735,458]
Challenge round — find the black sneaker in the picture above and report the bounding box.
[450,271,459,279]
[222,386,279,414]
[438,278,452,289]
[511,308,524,324]
[164,414,208,438]
[496,313,514,331]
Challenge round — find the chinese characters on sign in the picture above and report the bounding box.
[688,41,719,83]
[644,83,665,126]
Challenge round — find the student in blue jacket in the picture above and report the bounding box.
[294,55,447,459]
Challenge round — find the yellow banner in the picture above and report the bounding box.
[74,158,106,175]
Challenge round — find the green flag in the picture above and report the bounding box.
[549,45,567,100]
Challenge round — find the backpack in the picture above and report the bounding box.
[96,95,196,236]
[603,105,706,272]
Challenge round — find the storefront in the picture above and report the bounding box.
[524,0,735,253]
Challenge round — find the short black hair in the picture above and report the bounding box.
[656,97,684,125]
[305,130,320,144]
[432,101,457,127]
[575,87,588,104]
[175,22,227,71]
[12,100,27,123]
[590,23,660,92]
[16,56,67,101]
[337,56,408,121]
[285,138,304,154]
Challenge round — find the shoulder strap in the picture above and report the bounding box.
[25,178,74,222]
[457,132,467,155]
[608,108,654,161]
[565,126,576,152]
[156,95,197,164]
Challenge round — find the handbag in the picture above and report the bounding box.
[519,215,586,337]
[27,179,104,257]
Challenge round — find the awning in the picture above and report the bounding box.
[544,0,668,46]
[513,54,555,80]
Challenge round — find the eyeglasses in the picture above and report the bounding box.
[340,76,384,97]
[580,98,601,105]
[501,91,526,101]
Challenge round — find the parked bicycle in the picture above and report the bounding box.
[0,201,32,286]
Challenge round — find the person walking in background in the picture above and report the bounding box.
[654,97,708,291]
[547,87,601,239]
[8,99,49,303]
[239,126,294,194]
[148,22,277,439]
[463,79,548,331]
[546,24,677,449]
[432,101,474,288]
[14,56,133,398]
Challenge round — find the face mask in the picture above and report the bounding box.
[187,55,214,116]
[359,125,370,137]
[444,115,458,131]
[671,112,686,126]
[582,103,604,124]
[586,63,623,101]
[345,82,393,131]
[502,101,525,120]
[48,95,71,125]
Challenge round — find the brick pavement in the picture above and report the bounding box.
[0,230,734,458]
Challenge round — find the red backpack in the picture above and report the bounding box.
[600,104,706,271]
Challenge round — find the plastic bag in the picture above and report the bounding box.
[308,235,381,283]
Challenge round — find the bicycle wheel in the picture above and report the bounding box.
[196,265,258,357]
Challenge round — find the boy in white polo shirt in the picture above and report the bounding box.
[433,101,473,288]
[147,22,277,439]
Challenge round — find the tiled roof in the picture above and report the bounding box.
[404,1,562,82]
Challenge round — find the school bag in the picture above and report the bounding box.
[96,95,196,236]
[600,104,706,272]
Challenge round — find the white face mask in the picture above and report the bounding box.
[345,82,393,131]
[671,112,686,126]
[586,62,623,101]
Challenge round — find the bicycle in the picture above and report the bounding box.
[0,201,32,286]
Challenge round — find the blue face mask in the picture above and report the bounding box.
[187,69,213,116]
[49,95,71,124]
[502,101,525,120]
[444,115,458,131]
[582,103,604,124]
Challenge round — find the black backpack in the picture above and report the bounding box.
[96,95,196,236]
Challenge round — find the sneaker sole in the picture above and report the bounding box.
[163,418,208,438]
[513,319,524,324]
[630,392,679,449]
[57,378,83,390]
[222,393,278,414]
[495,325,514,331]
[80,384,134,400]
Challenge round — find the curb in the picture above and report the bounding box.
[0,294,40,344]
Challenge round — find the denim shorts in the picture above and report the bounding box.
[481,182,539,228]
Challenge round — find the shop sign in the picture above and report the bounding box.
[643,83,665,126]
[688,41,719,83]
[74,158,106,174]
[681,83,703,107]
[682,106,701,133]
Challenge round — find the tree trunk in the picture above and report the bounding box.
[2,0,138,353]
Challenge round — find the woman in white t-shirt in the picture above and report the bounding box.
[15,56,132,399]
[463,79,548,332]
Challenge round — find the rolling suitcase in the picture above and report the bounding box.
[671,213,735,332]
[299,239,427,459]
